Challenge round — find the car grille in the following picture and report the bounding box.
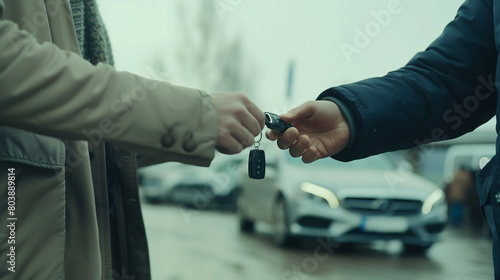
[342,198,423,215]
[297,216,332,229]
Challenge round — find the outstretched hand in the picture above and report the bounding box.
[266,100,351,163]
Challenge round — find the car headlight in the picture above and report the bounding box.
[421,189,445,214]
[300,182,339,209]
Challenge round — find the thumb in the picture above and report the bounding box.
[280,101,316,123]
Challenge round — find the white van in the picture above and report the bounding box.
[442,144,495,183]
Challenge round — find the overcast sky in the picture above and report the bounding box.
[98,0,495,131]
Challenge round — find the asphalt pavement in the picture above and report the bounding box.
[142,203,493,280]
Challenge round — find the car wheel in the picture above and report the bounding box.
[273,198,299,247]
[403,243,433,254]
[237,189,255,232]
[225,188,239,212]
[239,216,255,232]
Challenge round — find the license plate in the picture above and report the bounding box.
[361,216,409,233]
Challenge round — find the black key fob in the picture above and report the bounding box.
[248,149,265,179]
[265,112,293,133]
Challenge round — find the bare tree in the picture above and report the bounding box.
[151,0,255,96]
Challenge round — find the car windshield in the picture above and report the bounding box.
[285,153,396,170]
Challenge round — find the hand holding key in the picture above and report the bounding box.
[265,101,351,163]
[248,112,292,179]
[248,113,292,179]
[212,92,265,154]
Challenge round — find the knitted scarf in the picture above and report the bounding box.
[70,1,122,274]
[70,0,114,66]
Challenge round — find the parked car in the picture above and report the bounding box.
[237,150,447,253]
[139,153,245,210]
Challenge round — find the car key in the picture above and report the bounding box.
[248,149,265,179]
[248,132,265,179]
[265,112,293,133]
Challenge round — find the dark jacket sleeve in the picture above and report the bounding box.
[318,0,497,162]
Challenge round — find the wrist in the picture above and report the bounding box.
[320,96,357,148]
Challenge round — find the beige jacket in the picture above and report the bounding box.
[0,0,218,279]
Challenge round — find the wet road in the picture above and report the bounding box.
[142,204,494,280]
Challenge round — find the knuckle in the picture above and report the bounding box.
[218,131,230,140]
[238,93,248,102]
[229,121,242,132]
[234,107,247,117]
[283,132,295,142]
[298,136,308,147]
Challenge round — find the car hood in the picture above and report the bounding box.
[282,165,439,201]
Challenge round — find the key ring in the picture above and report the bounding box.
[254,132,262,149]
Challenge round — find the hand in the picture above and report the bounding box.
[212,92,265,154]
[266,100,350,163]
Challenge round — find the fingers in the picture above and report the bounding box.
[231,122,256,148]
[266,101,317,142]
[216,135,243,155]
[277,127,299,149]
[302,146,319,164]
[244,97,265,131]
[289,135,310,158]
[265,129,280,141]
[235,95,264,137]
[230,94,263,138]
[267,100,346,163]
[276,130,317,162]
[239,110,262,138]
[216,123,255,155]
[212,92,264,154]
[267,125,319,163]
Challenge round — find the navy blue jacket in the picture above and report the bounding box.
[318,0,500,273]
[320,0,497,161]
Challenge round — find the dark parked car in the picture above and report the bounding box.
[140,153,245,210]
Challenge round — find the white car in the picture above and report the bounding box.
[237,151,447,252]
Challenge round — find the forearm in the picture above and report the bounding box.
[0,18,217,165]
